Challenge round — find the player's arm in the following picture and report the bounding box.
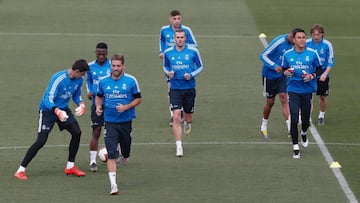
[43,74,62,110]
[95,80,104,116]
[95,94,103,116]
[260,38,284,70]
[186,28,198,47]
[86,69,93,100]
[117,94,142,113]
[280,53,294,77]
[163,52,174,78]
[188,49,204,79]
[320,45,334,81]
[159,29,166,59]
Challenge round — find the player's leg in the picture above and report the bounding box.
[261,77,277,138]
[117,123,132,166]
[166,75,174,127]
[169,89,184,157]
[277,76,290,133]
[89,104,104,172]
[14,110,55,180]
[288,92,301,158]
[183,88,196,135]
[61,110,85,177]
[299,93,312,148]
[104,123,120,195]
[317,78,329,125]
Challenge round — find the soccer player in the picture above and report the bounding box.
[259,31,294,138]
[306,24,335,125]
[14,59,89,180]
[86,42,112,172]
[159,9,197,127]
[163,29,204,157]
[281,28,322,158]
[95,53,141,195]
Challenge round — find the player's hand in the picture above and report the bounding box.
[184,73,191,80]
[319,73,328,81]
[283,68,294,77]
[75,102,86,116]
[116,104,127,113]
[95,106,103,116]
[275,66,283,73]
[54,108,69,122]
[168,71,175,78]
[159,53,164,59]
[302,71,314,82]
[87,92,93,100]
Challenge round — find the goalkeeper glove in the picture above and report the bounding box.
[75,102,86,116]
[302,70,315,82]
[54,108,69,122]
[283,68,294,77]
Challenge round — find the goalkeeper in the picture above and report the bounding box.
[281,28,322,159]
[14,59,89,180]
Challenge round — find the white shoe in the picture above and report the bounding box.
[110,184,119,195]
[176,146,183,157]
[301,134,309,148]
[293,151,301,159]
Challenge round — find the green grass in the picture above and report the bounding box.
[0,0,359,202]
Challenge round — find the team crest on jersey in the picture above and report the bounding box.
[185,55,189,60]
[320,48,325,54]
[305,56,310,62]
[122,83,127,90]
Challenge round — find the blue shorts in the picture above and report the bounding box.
[169,88,196,113]
[90,104,104,128]
[39,108,79,133]
[104,122,132,159]
[263,76,287,98]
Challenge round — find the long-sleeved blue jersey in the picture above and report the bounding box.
[39,70,84,111]
[159,24,197,54]
[260,34,293,79]
[281,47,322,94]
[306,37,334,77]
[97,73,141,123]
[86,59,111,104]
[163,45,203,90]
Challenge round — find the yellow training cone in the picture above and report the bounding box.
[258,33,267,38]
[330,161,342,168]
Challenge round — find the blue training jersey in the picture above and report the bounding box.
[163,44,203,90]
[281,47,322,94]
[97,73,141,123]
[86,59,112,104]
[260,34,293,79]
[39,70,84,111]
[159,24,197,54]
[306,37,335,77]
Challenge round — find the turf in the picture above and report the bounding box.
[0,0,359,202]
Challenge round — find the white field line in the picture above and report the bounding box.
[309,124,358,203]
[258,35,358,203]
[0,32,360,39]
[1,141,359,150]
